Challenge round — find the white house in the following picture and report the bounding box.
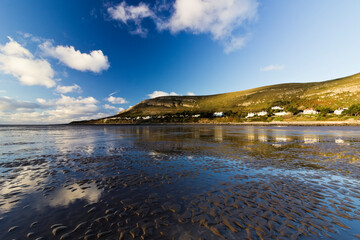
[303,108,318,115]
[246,112,256,118]
[334,108,348,115]
[274,111,291,116]
[213,112,224,117]
[192,114,200,118]
[271,106,284,110]
[142,116,152,120]
[257,111,268,116]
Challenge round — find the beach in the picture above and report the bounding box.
[1,125,360,239]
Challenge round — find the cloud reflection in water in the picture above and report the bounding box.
[47,183,102,207]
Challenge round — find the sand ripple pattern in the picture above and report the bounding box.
[0,125,360,239]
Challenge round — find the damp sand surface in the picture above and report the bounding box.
[1,125,360,240]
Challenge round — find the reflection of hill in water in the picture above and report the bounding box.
[1,125,360,240]
[102,126,360,177]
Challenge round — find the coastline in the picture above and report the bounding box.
[70,120,360,126]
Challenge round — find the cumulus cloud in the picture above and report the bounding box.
[40,41,110,73]
[108,2,153,23]
[48,95,98,116]
[147,91,196,98]
[104,104,116,109]
[166,0,257,36]
[43,95,109,123]
[0,37,56,88]
[107,2,155,36]
[56,84,81,94]
[0,95,115,124]
[260,65,285,72]
[0,111,50,124]
[148,90,178,99]
[104,104,125,113]
[107,95,127,104]
[0,96,41,111]
[107,0,258,52]
[164,0,258,52]
[36,98,53,106]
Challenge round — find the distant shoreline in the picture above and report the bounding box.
[70,120,360,126]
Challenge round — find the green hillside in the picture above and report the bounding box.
[73,72,360,124]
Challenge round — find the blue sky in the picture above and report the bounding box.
[0,0,360,123]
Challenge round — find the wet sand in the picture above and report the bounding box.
[1,125,360,239]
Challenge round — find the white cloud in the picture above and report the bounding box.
[0,90,6,94]
[104,104,116,110]
[104,104,124,113]
[18,32,43,43]
[166,0,257,37]
[107,2,155,36]
[44,95,101,122]
[107,0,258,52]
[148,90,178,98]
[165,0,258,52]
[147,91,196,98]
[56,84,81,94]
[0,96,41,111]
[0,111,49,124]
[108,2,153,23]
[107,95,127,104]
[1,37,32,57]
[224,35,247,53]
[36,98,50,105]
[260,65,285,72]
[40,41,110,73]
[0,95,114,124]
[0,37,56,88]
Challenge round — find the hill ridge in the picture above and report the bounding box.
[73,72,360,124]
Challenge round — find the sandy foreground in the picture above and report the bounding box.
[2,125,360,239]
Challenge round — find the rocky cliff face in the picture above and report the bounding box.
[144,97,198,108]
[119,96,203,116]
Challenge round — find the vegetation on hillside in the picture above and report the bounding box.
[72,73,360,124]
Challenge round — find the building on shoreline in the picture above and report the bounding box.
[303,108,319,115]
[334,108,348,115]
[274,111,291,116]
[213,112,224,117]
[271,106,284,110]
[246,112,256,118]
[257,111,268,116]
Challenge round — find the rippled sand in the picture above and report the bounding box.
[1,125,360,239]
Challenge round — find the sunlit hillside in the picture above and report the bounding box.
[74,72,360,123]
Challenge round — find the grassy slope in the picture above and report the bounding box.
[72,73,360,124]
[117,73,360,117]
